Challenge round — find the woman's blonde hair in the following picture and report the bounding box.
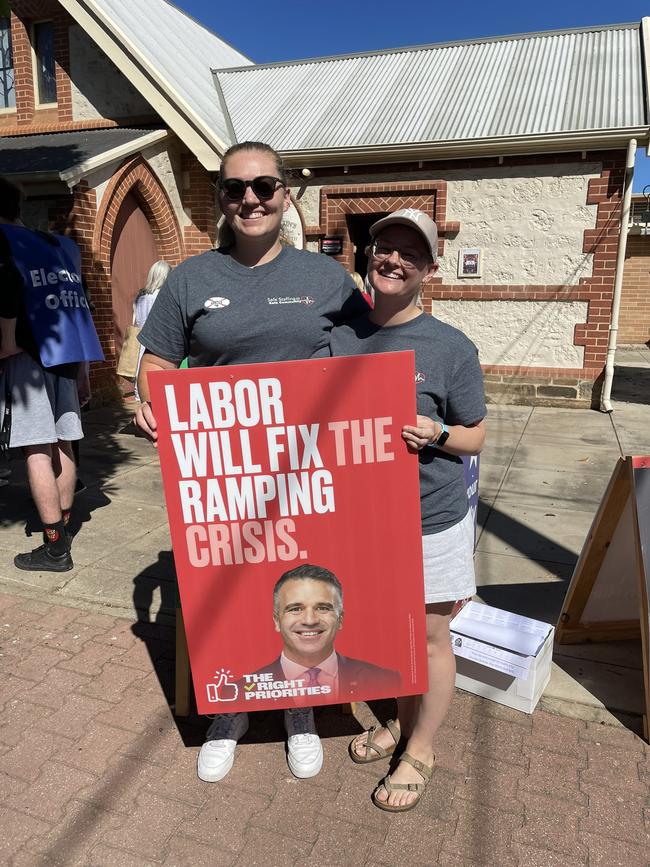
[349,272,364,292]
[140,260,171,295]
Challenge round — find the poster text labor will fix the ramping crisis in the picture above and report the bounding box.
[149,353,428,714]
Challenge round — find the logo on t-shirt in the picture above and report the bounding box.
[415,371,426,383]
[267,296,315,306]
[204,297,230,309]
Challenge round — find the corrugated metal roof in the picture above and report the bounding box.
[84,0,252,147]
[214,23,647,152]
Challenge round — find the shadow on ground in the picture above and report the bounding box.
[611,366,650,405]
[0,405,138,545]
[475,500,644,733]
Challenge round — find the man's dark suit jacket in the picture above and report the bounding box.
[248,652,402,701]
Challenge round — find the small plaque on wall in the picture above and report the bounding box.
[458,248,482,277]
[321,236,343,256]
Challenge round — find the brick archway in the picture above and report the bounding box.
[94,155,184,270]
[92,155,184,362]
[319,181,450,273]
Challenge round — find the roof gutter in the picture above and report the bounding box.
[57,0,228,171]
[641,18,650,126]
[59,129,171,188]
[211,71,238,146]
[600,138,637,413]
[279,127,650,167]
[2,171,63,184]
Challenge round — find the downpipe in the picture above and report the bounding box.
[600,138,636,412]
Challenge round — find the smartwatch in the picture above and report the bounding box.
[434,422,449,449]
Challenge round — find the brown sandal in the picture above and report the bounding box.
[372,751,434,812]
[348,719,401,764]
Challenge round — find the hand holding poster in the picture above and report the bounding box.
[149,352,428,714]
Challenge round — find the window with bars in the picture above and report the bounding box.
[630,199,650,226]
[0,18,15,110]
[33,20,57,104]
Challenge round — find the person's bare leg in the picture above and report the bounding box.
[373,601,456,807]
[395,694,418,738]
[350,694,417,760]
[52,440,76,512]
[25,445,61,524]
[353,602,456,760]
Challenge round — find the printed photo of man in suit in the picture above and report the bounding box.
[248,564,401,702]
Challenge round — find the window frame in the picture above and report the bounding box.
[0,16,16,114]
[31,19,58,108]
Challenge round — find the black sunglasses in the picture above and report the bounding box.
[219,175,285,202]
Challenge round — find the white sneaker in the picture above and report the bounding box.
[287,732,323,778]
[197,738,238,782]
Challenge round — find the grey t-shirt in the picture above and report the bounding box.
[330,312,486,535]
[139,245,365,366]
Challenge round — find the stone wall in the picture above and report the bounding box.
[142,139,192,234]
[433,299,589,368]
[435,166,599,286]
[68,25,153,123]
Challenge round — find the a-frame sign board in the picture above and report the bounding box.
[555,456,650,741]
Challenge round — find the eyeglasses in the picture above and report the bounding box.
[219,175,285,202]
[370,241,429,269]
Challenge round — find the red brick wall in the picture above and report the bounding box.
[619,235,650,344]
[9,11,35,126]
[7,2,70,129]
[181,153,218,254]
[316,181,459,274]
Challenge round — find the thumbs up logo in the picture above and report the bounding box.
[206,668,239,703]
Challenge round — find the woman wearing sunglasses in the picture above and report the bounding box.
[133,141,365,785]
[330,209,486,812]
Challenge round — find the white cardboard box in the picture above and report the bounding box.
[450,602,554,714]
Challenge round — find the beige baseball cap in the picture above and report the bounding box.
[369,208,438,261]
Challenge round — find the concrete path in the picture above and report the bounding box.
[0,347,648,864]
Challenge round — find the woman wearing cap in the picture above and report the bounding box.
[331,209,486,812]
[133,140,366,785]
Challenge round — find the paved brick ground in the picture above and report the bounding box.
[1,592,649,866]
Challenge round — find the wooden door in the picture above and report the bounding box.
[110,192,159,354]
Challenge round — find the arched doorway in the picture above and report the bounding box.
[110,191,159,356]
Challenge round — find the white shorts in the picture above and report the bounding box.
[422,509,476,604]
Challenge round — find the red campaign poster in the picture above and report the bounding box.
[149,352,428,715]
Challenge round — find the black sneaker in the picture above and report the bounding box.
[14,545,73,572]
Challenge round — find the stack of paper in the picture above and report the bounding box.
[450,602,552,681]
